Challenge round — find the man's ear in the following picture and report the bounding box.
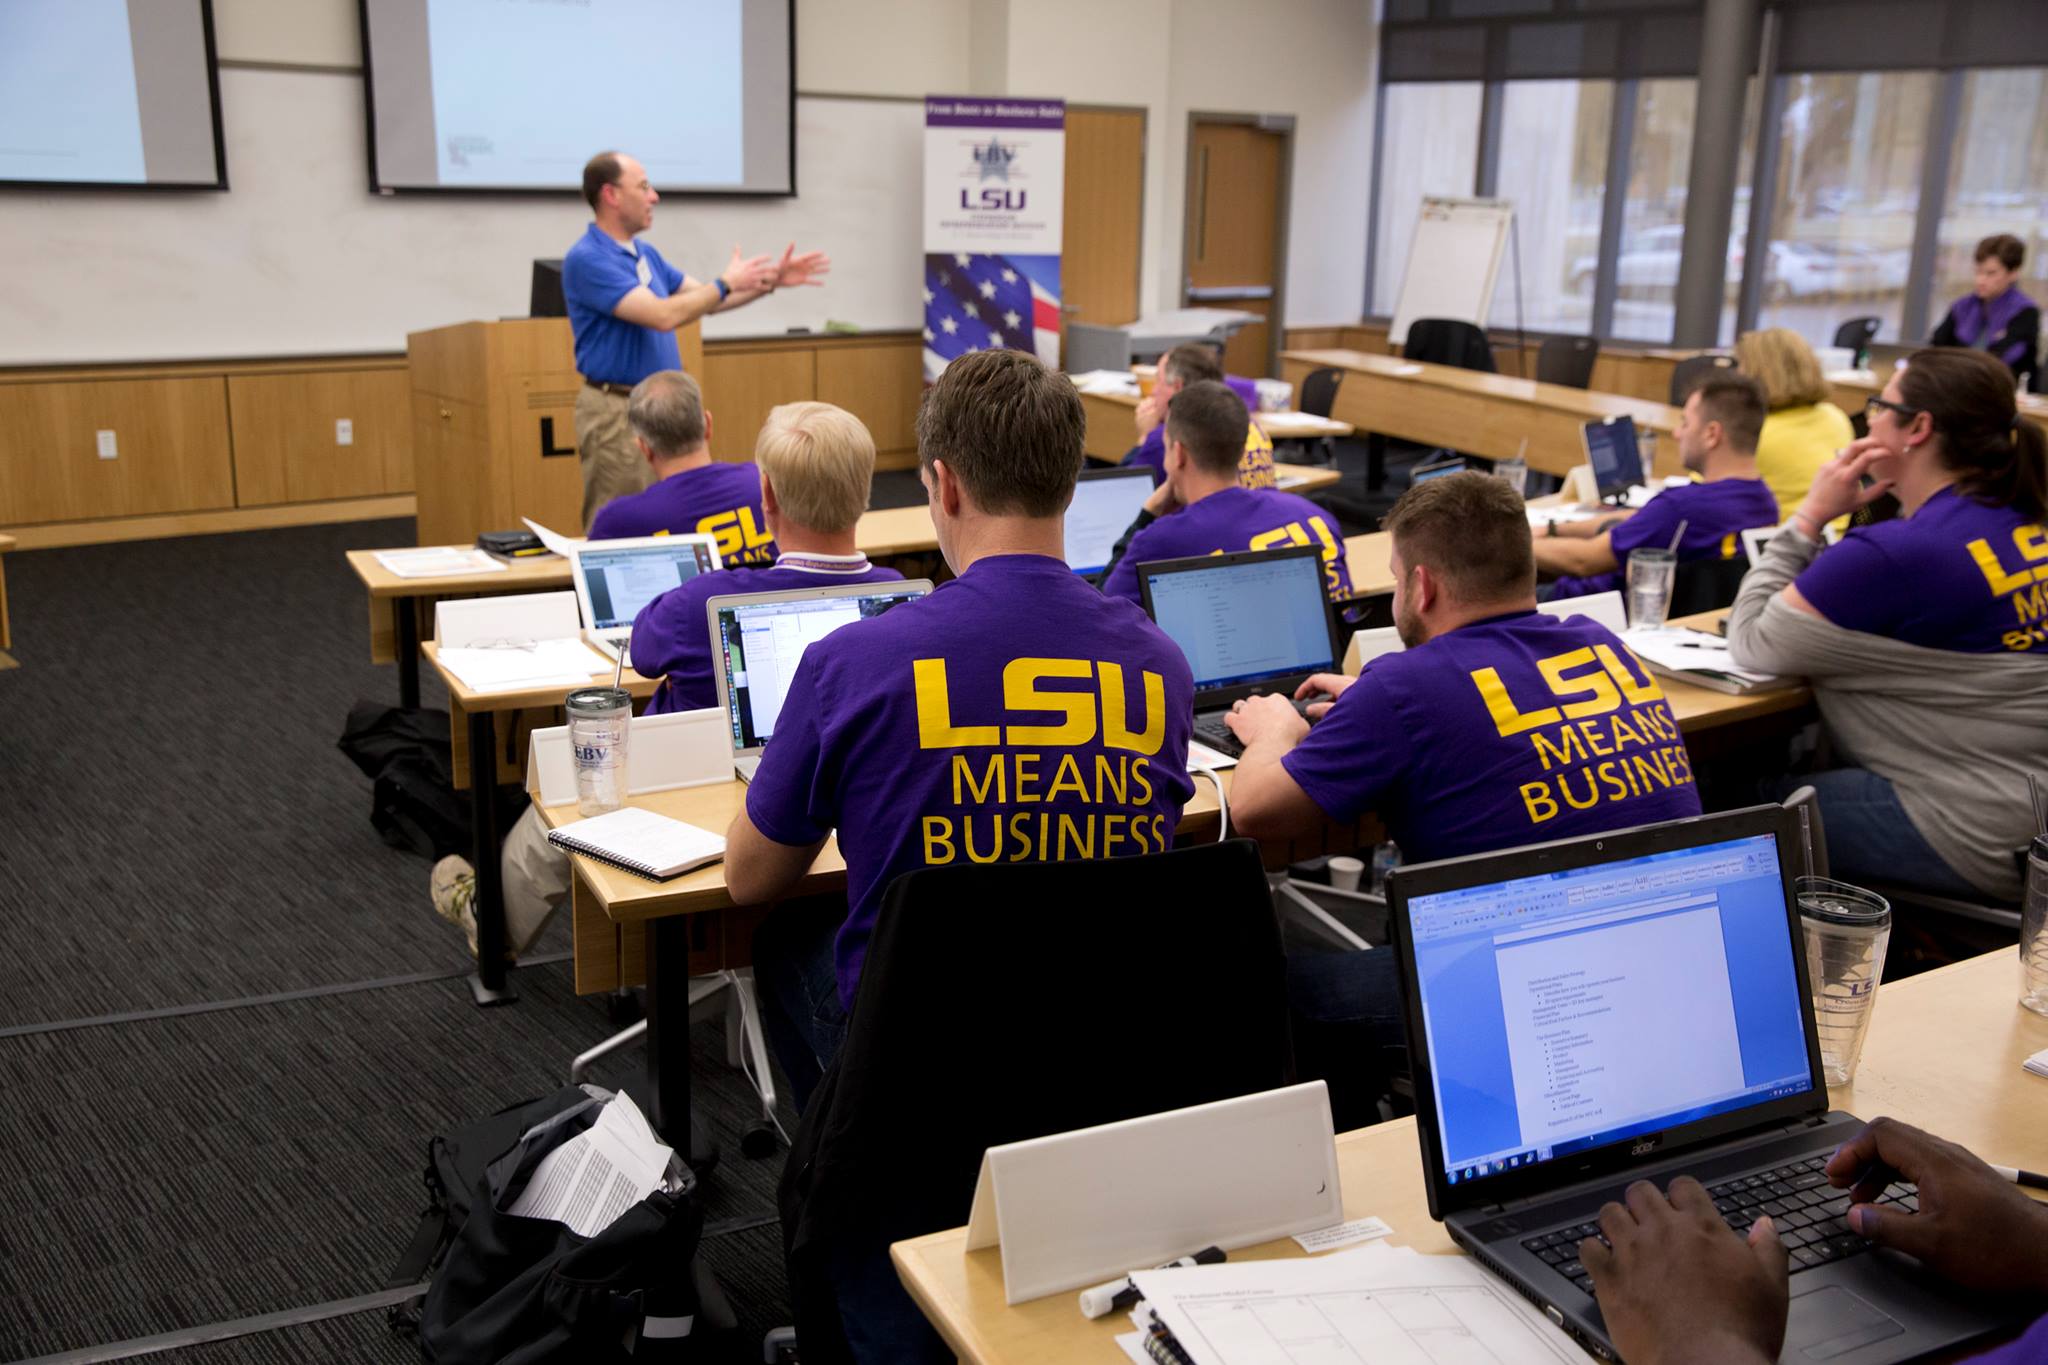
[702,409,714,448]
[1409,561,1438,616]
[636,435,655,464]
[931,459,964,518]
[759,469,779,516]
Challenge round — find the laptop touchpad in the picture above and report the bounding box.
[1786,1285,1904,1360]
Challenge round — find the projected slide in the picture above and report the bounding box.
[0,0,222,187]
[426,0,740,187]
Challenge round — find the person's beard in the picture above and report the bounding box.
[1395,595,1431,649]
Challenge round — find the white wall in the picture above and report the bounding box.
[1,0,1376,363]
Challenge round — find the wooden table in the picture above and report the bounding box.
[347,478,1339,708]
[1078,389,1354,465]
[1279,349,1683,479]
[892,949,2048,1363]
[1826,366,2048,431]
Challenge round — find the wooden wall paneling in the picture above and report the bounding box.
[814,338,923,469]
[1284,328,1348,351]
[227,368,412,505]
[700,345,816,462]
[1220,297,1274,381]
[410,394,490,547]
[502,373,587,535]
[406,321,492,403]
[0,377,234,524]
[1062,108,1147,327]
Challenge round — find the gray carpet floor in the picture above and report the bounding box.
[0,520,796,1363]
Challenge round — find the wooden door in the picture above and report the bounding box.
[1062,107,1147,328]
[1185,120,1287,377]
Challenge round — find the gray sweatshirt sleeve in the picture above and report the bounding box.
[1725,527,1832,676]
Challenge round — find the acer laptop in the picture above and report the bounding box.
[570,534,722,660]
[707,579,932,781]
[1136,545,1340,759]
[1389,805,2020,1363]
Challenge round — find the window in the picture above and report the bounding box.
[1372,82,1483,318]
[1490,80,1613,336]
[1609,79,1698,343]
[1926,67,2048,349]
[1754,71,1937,346]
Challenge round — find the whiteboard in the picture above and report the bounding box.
[1388,196,1512,348]
[0,68,924,365]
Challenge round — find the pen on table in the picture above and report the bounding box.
[1992,1164,2048,1191]
[1077,1246,1226,1319]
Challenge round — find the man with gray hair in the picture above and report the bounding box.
[585,370,776,566]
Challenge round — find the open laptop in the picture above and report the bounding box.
[708,579,932,780]
[1389,805,2022,1364]
[1582,414,1645,503]
[1064,467,1156,579]
[569,534,722,660]
[1136,545,1340,759]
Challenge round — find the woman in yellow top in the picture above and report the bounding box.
[1733,327,1856,514]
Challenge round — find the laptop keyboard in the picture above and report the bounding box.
[1519,1156,1918,1298]
[1192,715,1245,758]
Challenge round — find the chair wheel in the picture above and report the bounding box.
[741,1123,779,1158]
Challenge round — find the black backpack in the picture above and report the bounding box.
[387,1086,734,1362]
[337,701,524,861]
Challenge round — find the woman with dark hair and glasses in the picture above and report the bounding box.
[1727,347,2048,902]
[1931,233,2039,390]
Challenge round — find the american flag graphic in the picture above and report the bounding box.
[923,251,1062,381]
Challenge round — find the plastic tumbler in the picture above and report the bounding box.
[1494,457,1529,497]
[565,686,632,816]
[1626,548,1678,629]
[1796,877,1891,1085]
[2021,835,2048,1016]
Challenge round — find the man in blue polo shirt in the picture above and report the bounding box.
[563,149,831,528]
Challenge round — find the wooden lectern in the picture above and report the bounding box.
[406,317,705,546]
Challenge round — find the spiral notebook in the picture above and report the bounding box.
[545,807,725,881]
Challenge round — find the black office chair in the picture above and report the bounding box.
[1536,335,1599,390]
[777,840,1292,1365]
[1669,353,1738,405]
[1290,366,1345,466]
[1402,317,1495,374]
[1832,316,1881,364]
[1668,554,1752,617]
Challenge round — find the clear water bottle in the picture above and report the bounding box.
[566,686,632,816]
[1371,840,1401,896]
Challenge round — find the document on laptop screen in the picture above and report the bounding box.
[1147,555,1332,691]
[1407,833,1814,1184]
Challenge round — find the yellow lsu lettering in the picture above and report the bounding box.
[913,657,1167,754]
[1966,526,2048,597]
[921,811,1169,864]
[1517,744,1695,824]
[1250,517,1344,589]
[1471,645,1667,738]
[696,506,774,561]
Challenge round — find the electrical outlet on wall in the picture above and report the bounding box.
[96,429,118,460]
[336,418,354,446]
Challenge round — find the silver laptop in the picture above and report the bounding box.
[1390,805,2022,1363]
[569,534,722,659]
[1063,467,1155,579]
[707,579,932,781]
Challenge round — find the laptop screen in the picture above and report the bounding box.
[715,585,928,751]
[1142,550,1335,693]
[1064,471,1156,576]
[1583,416,1643,499]
[1407,831,1813,1187]
[579,542,719,632]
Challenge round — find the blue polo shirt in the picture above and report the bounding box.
[562,223,688,386]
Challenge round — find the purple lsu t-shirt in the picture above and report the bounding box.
[1123,420,1278,489]
[745,554,1197,1008]
[1796,485,2048,654]
[586,462,778,566]
[1282,611,1702,862]
[629,557,907,715]
[1550,478,1779,599]
[1102,486,1352,603]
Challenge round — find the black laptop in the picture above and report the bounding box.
[1136,544,1339,758]
[1388,805,2024,1364]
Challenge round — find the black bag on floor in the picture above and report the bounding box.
[339,701,470,859]
[387,1085,734,1363]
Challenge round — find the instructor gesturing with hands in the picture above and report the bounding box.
[564,150,831,528]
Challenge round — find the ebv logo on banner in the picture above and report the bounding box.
[973,136,1015,181]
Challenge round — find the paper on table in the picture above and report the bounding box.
[506,1091,674,1238]
[1187,740,1238,772]
[1113,1332,1150,1365]
[373,546,507,578]
[439,638,611,692]
[1071,369,1141,395]
[523,517,586,558]
[2024,1046,2048,1079]
[1622,627,1778,685]
[1291,1215,1393,1253]
[1133,1245,1581,1365]
[1525,505,1600,527]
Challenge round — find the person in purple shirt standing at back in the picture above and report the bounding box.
[1931,233,2039,391]
[628,401,902,714]
[724,349,1195,1365]
[1100,380,1351,602]
[585,370,777,566]
[1536,373,1780,600]
[1728,347,2048,902]
[1583,1117,2048,1365]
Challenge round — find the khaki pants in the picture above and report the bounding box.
[574,385,651,531]
[502,804,572,956]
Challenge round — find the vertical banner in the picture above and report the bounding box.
[923,96,1065,383]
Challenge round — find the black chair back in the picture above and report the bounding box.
[1669,353,1737,405]
[778,839,1292,1341]
[1536,335,1599,389]
[1668,554,1750,616]
[1298,366,1344,419]
[1403,318,1496,374]
[1831,316,1881,355]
